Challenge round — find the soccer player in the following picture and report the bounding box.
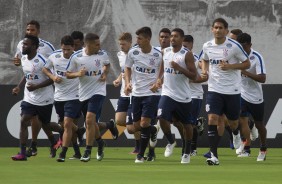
[12,20,57,157]
[124,27,161,163]
[11,35,54,161]
[66,33,110,162]
[201,18,250,165]
[156,28,171,50]
[154,28,197,164]
[71,31,84,51]
[42,35,86,162]
[236,33,267,161]
[183,35,207,156]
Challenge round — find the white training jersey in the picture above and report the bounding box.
[21,53,54,106]
[190,54,204,99]
[241,49,266,104]
[117,51,129,97]
[162,46,192,103]
[125,46,162,97]
[202,37,248,94]
[66,48,110,101]
[16,38,55,58]
[44,50,79,101]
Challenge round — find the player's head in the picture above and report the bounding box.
[229,29,243,40]
[61,35,74,59]
[136,27,152,48]
[237,33,252,52]
[118,32,132,53]
[84,33,100,54]
[71,31,84,51]
[183,35,194,50]
[22,34,39,55]
[171,28,184,48]
[212,18,229,39]
[159,28,171,49]
[26,20,40,37]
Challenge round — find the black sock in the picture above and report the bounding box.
[181,139,185,155]
[61,146,68,157]
[30,141,37,149]
[184,140,192,155]
[73,143,81,155]
[225,126,233,140]
[260,145,267,151]
[150,125,157,135]
[85,145,92,154]
[164,132,175,144]
[96,137,104,148]
[20,144,27,155]
[49,136,56,146]
[244,146,251,153]
[135,139,140,151]
[232,127,239,135]
[148,147,155,155]
[208,125,219,158]
[139,126,151,157]
[191,127,198,150]
[105,121,114,129]
[249,119,255,129]
[217,135,222,145]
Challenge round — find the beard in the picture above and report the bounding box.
[22,48,31,55]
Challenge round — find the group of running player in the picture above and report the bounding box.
[10,17,267,165]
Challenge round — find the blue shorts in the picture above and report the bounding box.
[54,100,81,122]
[189,98,203,125]
[206,91,240,121]
[116,97,130,112]
[21,101,53,124]
[81,95,105,122]
[131,95,160,122]
[240,98,264,121]
[157,95,192,124]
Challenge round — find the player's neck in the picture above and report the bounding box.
[27,52,37,60]
[85,48,98,55]
[141,45,152,54]
[172,45,182,53]
[214,37,226,45]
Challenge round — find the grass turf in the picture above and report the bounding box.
[0,147,281,184]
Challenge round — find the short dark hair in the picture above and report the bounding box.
[84,33,99,42]
[27,20,40,30]
[159,28,171,36]
[184,35,194,43]
[237,33,252,44]
[118,32,132,42]
[61,35,74,46]
[136,27,152,38]
[171,28,184,38]
[71,31,84,41]
[212,18,228,29]
[230,29,243,36]
[24,34,39,49]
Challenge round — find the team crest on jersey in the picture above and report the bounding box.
[98,51,104,55]
[223,49,228,58]
[77,54,82,57]
[94,59,101,67]
[180,50,185,54]
[250,56,255,60]
[149,58,155,66]
[55,54,61,58]
[133,50,139,55]
[153,53,159,57]
[226,43,232,48]
[207,42,212,46]
[39,43,44,47]
[34,59,39,63]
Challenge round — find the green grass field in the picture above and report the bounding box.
[0,147,281,184]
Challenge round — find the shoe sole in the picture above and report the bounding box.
[206,160,219,165]
[56,159,65,162]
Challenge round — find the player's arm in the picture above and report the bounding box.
[190,61,208,83]
[151,57,164,92]
[241,70,266,83]
[124,67,132,95]
[219,58,250,70]
[26,78,54,92]
[99,63,110,82]
[113,73,122,87]
[66,68,86,79]
[12,76,26,95]
[42,67,62,83]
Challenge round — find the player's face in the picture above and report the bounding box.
[22,38,34,55]
[73,39,84,51]
[170,31,183,48]
[119,40,131,53]
[183,41,193,50]
[85,39,100,54]
[26,24,39,37]
[240,42,252,53]
[212,22,228,39]
[136,34,150,49]
[229,33,238,40]
[159,32,170,49]
[61,44,74,59]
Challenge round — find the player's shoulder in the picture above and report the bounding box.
[251,49,264,61]
[39,38,55,51]
[49,49,62,58]
[37,53,47,64]
[203,38,214,48]
[98,49,108,56]
[128,45,140,56]
[70,49,83,60]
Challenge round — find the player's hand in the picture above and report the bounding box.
[78,67,87,77]
[13,54,21,66]
[219,60,230,70]
[124,83,132,96]
[170,61,180,70]
[26,83,38,92]
[53,76,62,83]
[99,73,107,82]
[12,86,20,96]
[150,83,159,93]
[201,71,208,80]
[113,79,121,87]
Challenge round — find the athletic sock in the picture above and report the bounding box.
[184,140,192,155]
[105,121,114,129]
[181,139,185,155]
[225,126,233,140]
[164,132,175,144]
[208,125,219,158]
[191,127,198,150]
[73,142,81,155]
[139,126,151,157]
[135,139,140,151]
[20,144,27,155]
[30,141,37,149]
[61,147,68,157]
[96,137,104,148]
[260,145,267,151]
[232,127,240,135]
[85,145,92,154]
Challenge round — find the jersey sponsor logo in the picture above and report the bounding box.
[153,53,159,57]
[55,54,61,58]
[135,66,156,74]
[25,73,39,80]
[39,43,44,47]
[56,70,66,77]
[85,70,102,76]
[34,59,39,63]
[94,59,101,67]
[165,67,183,74]
[226,43,232,48]
[133,50,139,55]
[250,56,255,60]
[209,59,224,64]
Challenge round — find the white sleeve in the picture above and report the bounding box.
[125,52,134,68]
[66,57,77,72]
[103,52,110,65]
[235,46,248,63]
[255,55,266,75]
[44,56,54,70]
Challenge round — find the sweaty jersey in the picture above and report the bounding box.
[190,54,204,99]
[16,38,55,58]
[125,46,162,96]
[241,49,266,104]
[117,51,129,97]
[162,46,192,103]
[44,50,79,101]
[201,37,248,94]
[67,48,110,101]
[21,53,54,106]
